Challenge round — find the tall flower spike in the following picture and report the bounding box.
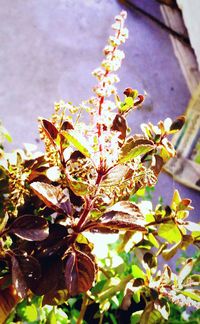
[92,11,128,171]
[92,11,128,98]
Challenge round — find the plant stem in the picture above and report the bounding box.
[99,266,112,279]
[97,274,133,301]
[0,228,9,238]
[97,95,105,172]
[76,293,88,324]
[146,216,173,227]
[75,198,91,232]
[99,313,104,324]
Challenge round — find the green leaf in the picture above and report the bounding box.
[0,125,12,143]
[131,265,145,279]
[4,132,12,143]
[55,308,69,323]
[159,146,171,162]
[154,300,170,321]
[140,302,165,324]
[141,123,152,139]
[109,312,118,324]
[185,274,200,286]
[145,213,155,223]
[61,130,92,158]
[171,190,181,210]
[119,97,134,112]
[181,289,200,302]
[118,137,154,163]
[192,231,200,239]
[91,280,107,294]
[148,233,159,248]
[158,221,182,243]
[23,304,38,322]
[67,176,90,196]
[178,258,194,285]
[131,311,142,324]
[125,97,134,106]
[132,287,141,303]
[47,308,57,324]
[16,300,38,322]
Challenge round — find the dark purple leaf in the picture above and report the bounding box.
[11,256,27,298]
[170,115,185,132]
[123,87,134,97]
[36,223,69,258]
[61,120,74,131]
[28,173,49,183]
[91,201,147,232]
[121,288,133,310]
[43,289,69,306]
[65,249,96,296]
[70,150,85,160]
[24,155,45,169]
[111,114,127,146]
[11,255,41,298]
[16,255,41,281]
[134,94,145,106]
[10,215,49,241]
[69,188,85,208]
[30,182,71,213]
[76,243,98,273]
[89,227,119,234]
[41,119,58,143]
[143,252,157,268]
[29,257,62,296]
[26,155,49,182]
[151,155,164,176]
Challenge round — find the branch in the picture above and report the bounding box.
[76,293,88,324]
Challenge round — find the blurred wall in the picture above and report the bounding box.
[177,0,200,70]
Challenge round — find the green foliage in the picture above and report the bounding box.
[0,121,12,148]
[0,10,199,324]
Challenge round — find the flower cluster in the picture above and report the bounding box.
[92,11,128,99]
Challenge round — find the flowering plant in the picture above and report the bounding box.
[0,11,199,323]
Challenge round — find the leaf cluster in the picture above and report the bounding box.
[0,10,199,324]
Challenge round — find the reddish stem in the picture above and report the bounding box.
[74,198,91,232]
[97,96,105,171]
